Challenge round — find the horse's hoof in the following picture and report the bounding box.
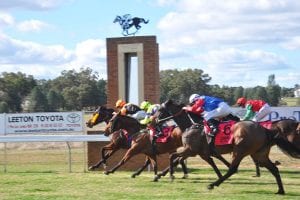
[274,161,281,166]
[131,174,136,178]
[253,174,260,177]
[103,171,109,175]
[207,184,214,190]
[88,166,95,171]
[169,175,175,181]
[275,190,285,195]
[181,174,188,179]
[153,175,160,182]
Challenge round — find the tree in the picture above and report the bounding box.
[160,69,211,103]
[27,86,48,112]
[0,72,37,112]
[233,86,244,102]
[266,74,281,106]
[47,90,64,111]
[0,101,9,113]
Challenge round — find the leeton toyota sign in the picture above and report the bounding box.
[1,112,83,135]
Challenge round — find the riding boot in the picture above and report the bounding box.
[154,125,163,139]
[207,119,219,156]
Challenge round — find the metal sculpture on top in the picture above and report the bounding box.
[113,14,149,36]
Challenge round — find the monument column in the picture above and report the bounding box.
[106,36,160,107]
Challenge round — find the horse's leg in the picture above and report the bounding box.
[169,147,192,181]
[89,144,117,170]
[104,146,139,175]
[154,157,178,181]
[199,154,223,179]
[252,154,285,195]
[131,157,151,178]
[252,158,261,177]
[179,157,189,179]
[208,152,243,190]
[212,152,231,168]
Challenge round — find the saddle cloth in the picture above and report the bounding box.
[149,126,175,143]
[204,120,273,146]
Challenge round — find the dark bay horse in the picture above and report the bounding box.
[101,109,193,181]
[162,100,300,194]
[207,121,300,194]
[86,106,150,176]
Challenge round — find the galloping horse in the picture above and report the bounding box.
[208,121,300,194]
[113,14,149,36]
[162,100,300,194]
[101,109,192,181]
[86,106,150,177]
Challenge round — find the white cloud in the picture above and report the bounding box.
[281,36,300,50]
[16,19,50,32]
[157,0,300,48]
[0,33,107,79]
[0,12,14,27]
[0,0,68,10]
[199,48,288,71]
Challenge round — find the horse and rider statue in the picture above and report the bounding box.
[113,14,149,36]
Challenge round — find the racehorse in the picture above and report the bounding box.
[161,100,300,194]
[113,14,149,36]
[86,106,188,179]
[86,106,151,176]
[101,110,192,181]
[207,120,300,194]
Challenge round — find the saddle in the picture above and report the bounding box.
[149,126,175,143]
[204,120,273,146]
[204,120,236,146]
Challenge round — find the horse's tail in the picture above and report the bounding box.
[141,18,149,24]
[268,129,300,158]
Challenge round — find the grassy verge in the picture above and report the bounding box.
[0,167,299,200]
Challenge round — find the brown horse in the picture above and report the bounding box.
[208,121,300,194]
[101,106,196,181]
[159,100,291,180]
[86,106,151,177]
[166,104,300,195]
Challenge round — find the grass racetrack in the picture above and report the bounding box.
[0,145,300,200]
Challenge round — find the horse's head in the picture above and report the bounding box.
[156,99,202,131]
[113,16,121,23]
[104,112,141,137]
[86,106,115,128]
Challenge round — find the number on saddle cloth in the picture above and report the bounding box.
[258,120,272,129]
[209,120,236,146]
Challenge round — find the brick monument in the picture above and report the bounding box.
[106,35,160,107]
[88,36,170,171]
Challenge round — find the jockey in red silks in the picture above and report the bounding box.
[236,97,271,122]
[183,94,236,154]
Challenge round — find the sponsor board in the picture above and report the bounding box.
[5,112,83,134]
[0,114,4,135]
[232,107,300,121]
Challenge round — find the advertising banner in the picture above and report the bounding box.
[232,107,300,121]
[5,112,83,134]
[0,114,4,135]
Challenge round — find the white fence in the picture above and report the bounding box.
[0,111,108,173]
[1,108,300,173]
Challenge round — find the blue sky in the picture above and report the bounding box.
[0,0,300,88]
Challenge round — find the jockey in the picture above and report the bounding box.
[236,97,271,122]
[115,99,146,120]
[183,94,233,154]
[139,100,164,140]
